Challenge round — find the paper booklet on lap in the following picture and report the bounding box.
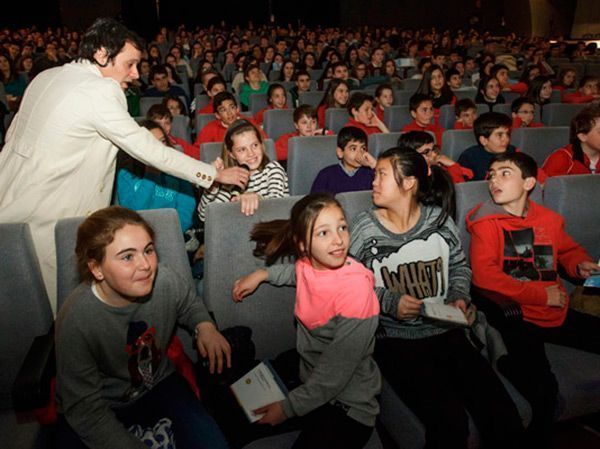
[583,259,600,289]
[422,302,469,326]
[230,361,288,423]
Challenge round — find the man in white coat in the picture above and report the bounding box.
[0,18,249,313]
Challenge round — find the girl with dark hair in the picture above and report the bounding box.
[198,119,288,222]
[475,76,505,111]
[415,64,456,120]
[348,147,524,449]
[542,104,600,176]
[278,60,296,83]
[525,75,553,108]
[233,193,381,449]
[55,205,230,449]
[316,78,350,128]
[254,83,288,126]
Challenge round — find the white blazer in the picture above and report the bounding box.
[0,60,216,312]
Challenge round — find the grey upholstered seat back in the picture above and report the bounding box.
[287,135,338,195]
[0,223,53,410]
[204,196,303,360]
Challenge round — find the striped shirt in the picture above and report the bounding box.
[198,160,289,222]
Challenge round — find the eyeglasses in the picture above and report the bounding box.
[418,145,440,156]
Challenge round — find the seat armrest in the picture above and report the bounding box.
[12,324,55,411]
[471,288,523,325]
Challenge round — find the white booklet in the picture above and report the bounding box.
[230,361,288,423]
[422,302,468,326]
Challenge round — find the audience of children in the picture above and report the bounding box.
[254,83,288,126]
[117,119,197,233]
[458,112,517,181]
[511,97,543,128]
[289,69,312,107]
[311,126,376,194]
[343,92,390,135]
[399,130,474,183]
[274,105,330,162]
[198,119,288,222]
[239,64,270,111]
[233,193,381,449]
[402,93,445,146]
[374,83,394,122]
[194,92,265,146]
[146,104,198,158]
[475,76,505,111]
[542,104,600,176]
[562,75,600,104]
[317,78,350,128]
[467,152,600,448]
[415,64,457,116]
[453,98,478,129]
[525,75,553,108]
[196,76,226,115]
[349,147,524,449]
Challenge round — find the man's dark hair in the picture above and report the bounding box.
[490,152,538,181]
[473,112,512,139]
[337,126,368,149]
[347,92,374,115]
[293,69,311,82]
[79,17,144,65]
[455,98,477,117]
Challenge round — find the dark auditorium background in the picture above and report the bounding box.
[3,1,600,40]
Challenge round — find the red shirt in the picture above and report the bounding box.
[317,104,328,129]
[508,82,528,96]
[511,117,544,129]
[453,120,473,130]
[402,120,445,147]
[542,144,597,177]
[194,117,267,146]
[375,105,385,122]
[169,135,199,160]
[197,100,214,115]
[275,131,298,161]
[562,90,596,104]
[467,199,590,327]
[445,163,473,183]
[343,118,381,136]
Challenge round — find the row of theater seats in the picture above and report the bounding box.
[202,174,600,449]
[158,93,584,148]
[1,175,598,449]
[197,125,570,197]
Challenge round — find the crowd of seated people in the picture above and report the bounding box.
[1,20,599,449]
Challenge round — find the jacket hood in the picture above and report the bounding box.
[466,198,540,230]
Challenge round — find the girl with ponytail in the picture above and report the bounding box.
[348,147,525,449]
[232,193,381,449]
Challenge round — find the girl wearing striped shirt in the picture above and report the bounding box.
[198,120,289,222]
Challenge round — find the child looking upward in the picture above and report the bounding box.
[467,152,600,447]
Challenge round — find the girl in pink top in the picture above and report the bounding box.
[233,193,381,449]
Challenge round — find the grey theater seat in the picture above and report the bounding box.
[287,135,338,195]
[541,103,586,126]
[263,108,295,141]
[441,129,478,162]
[0,223,53,449]
[384,105,413,132]
[324,107,350,133]
[510,126,569,166]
